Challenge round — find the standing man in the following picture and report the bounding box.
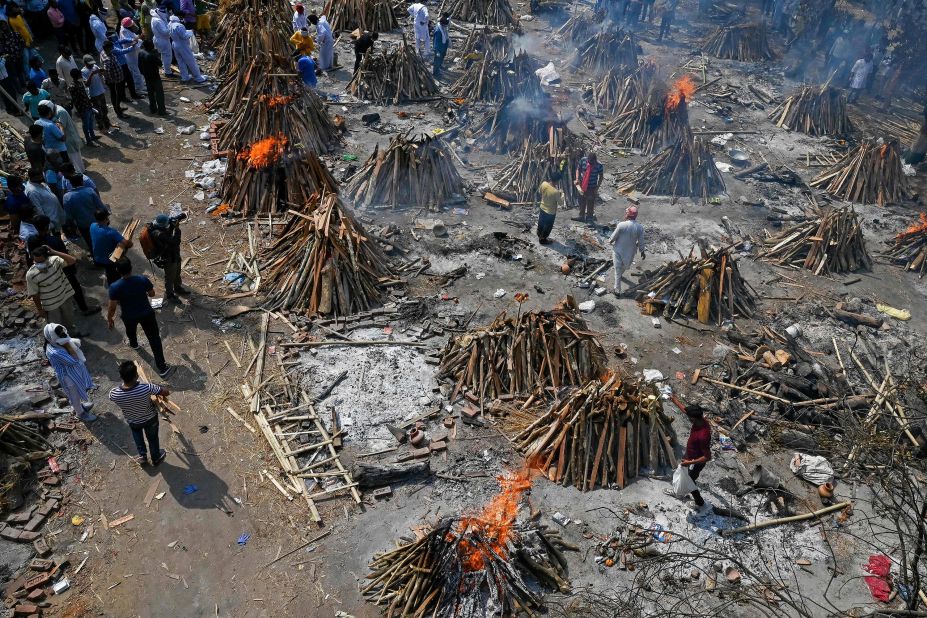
[90,208,132,285]
[109,360,169,465]
[81,55,113,133]
[26,244,82,334]
[848,52,873,103]
[63,173,105,250]
[119,18,146,96]
[607,205,645,295]
[407,1,430,56]
[88,11,107,51]
[56,44,79,86]
[106,258,174,377]
[536,169,562,245]
[679,404,711,507]
[27,215,97,315]
[168,15,206,83]
[41,99,84,173]
[68,66,101,143]
[100,40,129,119]
[432,14,449,78]
[22,81,50,120]
[150,5,174,77]
[138,39,165,115]
[640,0,655,22]
[310,14,334,72]
[149,213,187,301]
[296,52,317,88]
[658,0,679,40]
[25,168,66,232]
[292,2,307,32]
[574,151,603,223]
[353,30,377,74]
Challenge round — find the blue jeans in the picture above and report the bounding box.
[537,210,556,241]
[79,108,96,142]
[128,415,160,459]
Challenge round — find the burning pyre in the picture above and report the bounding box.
[885,213,927,277]
[473,94,563,154]
[602,74,694,154]
[363,470,573,617]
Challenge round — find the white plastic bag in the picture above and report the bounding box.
[190,34,200,55]
[789,453,834,486]
[672,464,696,498]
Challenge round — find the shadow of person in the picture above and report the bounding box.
[150,432,232,511]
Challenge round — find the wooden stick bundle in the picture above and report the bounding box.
[473,94,561,154]
[760,206,873,274]
[323,0,398,32]
[810,140,910,206]
[511,374,674,490]
[437,296,607,401]
[701,22,774,61]
[769,85,852,137]
[451,51,540,103]
[345,132,465,209]
[0,414,52,458]
[490,132,582,208]
[574,30,640,73]
[348,40,440,104]
[260,193,396,316]
[630,246,758,324]
[884,213,927,278]
[601,91,691,155]
[619,136,725,198]
[461,28,513,62]
[440,0,516,27]
[553,8,604,44]
[590,63,653,114]
[213,0,293,75]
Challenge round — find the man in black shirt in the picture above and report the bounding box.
[149,214,187,301]
[137,39,165,116]
[353,31,378,75]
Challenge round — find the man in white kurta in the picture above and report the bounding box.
[607,206,645,295]
[408,2,430,55]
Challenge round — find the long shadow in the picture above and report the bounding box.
[148,432,232,512]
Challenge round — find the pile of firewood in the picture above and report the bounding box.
[462,28,513,62]
[760,207,872,274]
[0,121,25,175]
[512,373,675,490]
[344,133,465,209]
[601,91,691,154]
[629,246,757,324]
[473,94,560,153]
[440,0,516,27]
[769,85,852,136]
[210,58,339,154]
[323,0,397,32]
[451,51,540,103]
[0,414,52,458]
[363,480,573,615]
[554,9,604,44]
[810,141,910,206]
[620,136,725,198]
[438,296,607,401]
[260,193,396,316]
[213,0,292,74]
[348,40,440,103]
[701,22,774,61]
[219,151,338,216]
[884,213,927,277]
[574,31,640,73]
[590,64,653,114]
[491,131,582,208]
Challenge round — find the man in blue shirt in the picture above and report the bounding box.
[22,82,51,119]
[90,208,133,284]
[107,258,173,378]
[63,174,106,250]
[296,53,316,88]
[36,103,68,157]
[4,175,30,233]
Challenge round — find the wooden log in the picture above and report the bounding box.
[353,461,431,489]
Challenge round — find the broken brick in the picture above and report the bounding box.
[34,501,57,518]
[52,421,75,432]
[5,511,32,524]
[429,441,447,452]
[32,538,50,557]
[0,526,21,541]
[442,417,455,428]
[23,514,46,533]
[25,590,43,602]
[16,531,40,542]
[372,487,392,499]
[411,447,431,459]
[463,392,479,404]
[27,559,52,572]
[430,429,449,444]
[23,574,50,591]
[13,603,38,615]
[39,476,59,487]
[461,406,480,419]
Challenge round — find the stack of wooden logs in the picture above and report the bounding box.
[473,94,560,154]
[462,28,513,62]
[260,193,397,316]
[219,150,338,216]
[213,0,292,74]
[885,213,927,277]
[620,136,725,198]
[348,40,440,104]
[591,64,653,114]
[760,207,872,274]
[0,414,52,458]
[490,130,582,208]
[324,0,398,32]
[630,246,758,324]
[512,373,675,490]
[602,89,691,154]
[437,296,607,401]
[0,121,25,175]
[554,9,603,44]
[345,133,465,209]
[810,140,910,206]
[210,57,339,155]
[363,515,572,615]
[452,51,540,103]
[702,22,774,61]
[769,85,852,136]
[575,31,640,73]
[440,0,516,27]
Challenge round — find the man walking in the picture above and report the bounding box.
[536,169,562,245]
[26,244,82,334]
[848,52,873,103]
[310,14,334,72]
[90,208,132,285]
[106,258,174,377]
[109,360,169,465]
[138,39,165,115]
[149,213,187,301]
[679,404,711,507]
[408,1,430,56]
[432,15,449,78]
[607,205,645,295]
[574,151,603,223]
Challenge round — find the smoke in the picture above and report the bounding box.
[512,31,545,56]
[506,95,548,120]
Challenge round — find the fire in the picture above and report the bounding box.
[897,213,927,240]
[238,135,288,168]
[259,94,296,108]
[665,75,696,113]
[454,469,532,571]
[880,143,889,159]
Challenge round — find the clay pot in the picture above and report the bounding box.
[409,429,425,447]
[818,482,834,499]
[560,262,571,274]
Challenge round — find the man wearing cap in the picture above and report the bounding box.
[292,2,307,32]
[119,17,146,95]
[149,213,187,301]
[607,206,645,296]
[574,151,603,223]
[407,1,430,56]
[150,5,174,78]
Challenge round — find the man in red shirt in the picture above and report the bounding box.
[680,405,711,507]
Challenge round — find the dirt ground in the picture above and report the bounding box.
[1,0,926,617]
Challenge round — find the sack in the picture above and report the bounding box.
[139,223,159,263]
[672,464,696,498]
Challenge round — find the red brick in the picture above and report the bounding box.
[0,526,21,541]
[411,447,431,459]
[372,487,392,499]
[16,531,40,542]
[23,515,45,533]
[25,589,43,602]
[27,559,52,572]
[429,441,447,452]
[13,603,38,615]
[461,406,480,419]
[23,574,49,591]
[34,501,57,518]
[31,538,50,557]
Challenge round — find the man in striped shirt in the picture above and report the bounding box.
[109,360,169,465]
[26,245,82,335]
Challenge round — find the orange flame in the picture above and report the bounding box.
[665,75,696,113]
[897,213,927,240]
[454,469,532,571]
[259,94,297,108]
[238,135,288,168]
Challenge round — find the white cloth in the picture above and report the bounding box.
[150,9,174,75]
[25,180,66,231]
[43,322,87,363]
[169,16,203,82]
[52,104,82,168]
[408,3,430,54]
[849,59,872,89]
[292,10,307,32]
[56,54,78,86]
[89,14,107,52]
[608,219,645,267]
[316,16,333,70]
[789,453,834,486]
[612,252,628,291]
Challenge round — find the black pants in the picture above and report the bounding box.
[121,64,138,99]
[123,312,167,372]
[98,262,120,285]
[77,224,93,252]
[107,81,126,117]
[163,260,183,297]
[64,265,88,311]
[128,415,160,459]
[688,462,706,505]
[537,210,555,242]
[146,78,165,114]
[659,11,674,39]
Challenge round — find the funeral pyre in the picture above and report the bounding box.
[602,75,694,154]
[810,140,910,206]
[884,212,927,278]
[620,135,725,198]
[759,206,872,274]
[701,22,774,61]
[769,85,852,137]
[490,129,582,208]
[349,40,440,104]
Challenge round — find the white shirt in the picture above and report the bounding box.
[608,219,645,265]
[56,54,78,86]
[408,3,428,25]
[850,59,872,89]
[293,11,307,32]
